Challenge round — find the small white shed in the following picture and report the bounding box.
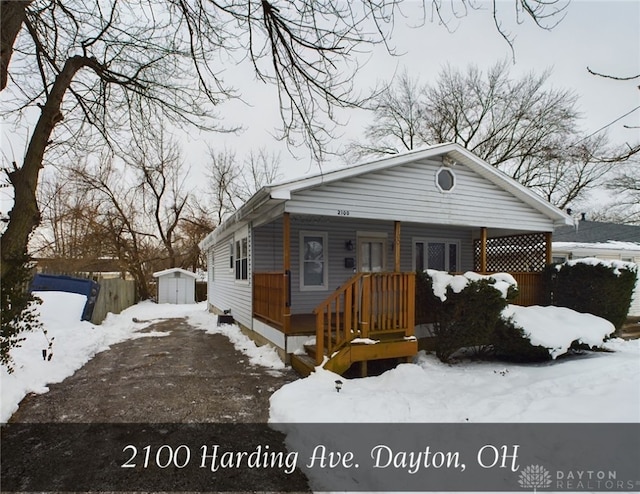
[152,268,197,304]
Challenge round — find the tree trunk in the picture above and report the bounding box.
[1,56,92,279]
[0,0,33,92]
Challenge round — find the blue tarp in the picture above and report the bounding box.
[30,274,100,321]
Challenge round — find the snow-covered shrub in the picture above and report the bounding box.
[416,271,518,362]
[492,317,552,362]
[543,259,637,329]
[495,305,616,361]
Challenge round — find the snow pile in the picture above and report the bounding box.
[557,256,637,276]
[270,339,640,423]
[503,305,615,359]
[426,269,517,301]
[1,295,283,422]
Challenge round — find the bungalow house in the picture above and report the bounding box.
[199,143,573,376]
[553,218,640,316]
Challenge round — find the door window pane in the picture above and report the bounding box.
[360,240,385,272]
[371,242,383,272]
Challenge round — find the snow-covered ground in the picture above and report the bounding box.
[0,292,282,422]
[3,291,638,425]
[2,291,639,492]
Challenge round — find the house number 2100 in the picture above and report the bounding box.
[337,210,350,216]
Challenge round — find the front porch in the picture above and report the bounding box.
[251,215,550,376]
[254,270,418,376]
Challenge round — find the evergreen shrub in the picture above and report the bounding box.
[492,317,552,362]
[416,272,519,362]
[1,253,42,373]
[543,261,637,329]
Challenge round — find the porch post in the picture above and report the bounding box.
[394,221,401,272]
[480,227,488,273]
[283,212,291,334]
[545,231,553,266]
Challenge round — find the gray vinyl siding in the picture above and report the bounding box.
[252,216,476,314]
[253,217,284,271]
[284,158,554,232]
[209,226,252,329]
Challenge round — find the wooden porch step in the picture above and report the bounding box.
[291,336,418,377]
[290,353,316,377]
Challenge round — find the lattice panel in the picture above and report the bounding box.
[474,232,547,272]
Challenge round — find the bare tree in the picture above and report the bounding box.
[70,156,157,299]
[588,160,640,225]
[348,61,637,208]
[126,131,189,269]
[0,0,570,367]
[0,0,573,280]
[205,147,282,224]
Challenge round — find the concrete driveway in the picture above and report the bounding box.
[2,317,310,492]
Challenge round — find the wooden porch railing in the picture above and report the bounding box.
[313,272,416,365]
[253,271,289,329]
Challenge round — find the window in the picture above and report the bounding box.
[414,239,459,272]
[229,241,234,270]
[436,167,455,192]
[300,232,328,290]
[235,236,248,281]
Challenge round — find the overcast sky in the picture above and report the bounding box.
[1,1,638,217]
[189,0,640,180]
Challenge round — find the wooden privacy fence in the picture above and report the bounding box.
[91,278,136,324]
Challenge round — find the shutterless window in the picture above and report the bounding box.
[414,240,459,272]
[436,168,456,192]
[301,232,328,290]
[235,237,248,280]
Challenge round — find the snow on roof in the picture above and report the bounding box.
[152,268,198,278]
[553,241,640,252]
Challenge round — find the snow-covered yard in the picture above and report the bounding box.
[2,291,639,492]
[2,291,638,424]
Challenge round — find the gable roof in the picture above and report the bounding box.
[554,220,640,244]
[152,267,198,279]
[200,142,573,249]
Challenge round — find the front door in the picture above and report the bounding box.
[358,236,386,272]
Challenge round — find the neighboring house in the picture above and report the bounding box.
[199,142,573,376]
[553,219,640,317]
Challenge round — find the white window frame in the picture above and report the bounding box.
[435,166,456,193]
[300,231,329,291]
[233,227,249,284]
[413,237,461,272]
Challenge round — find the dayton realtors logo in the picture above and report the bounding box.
[518,465,640,491]
[518,465,552,491]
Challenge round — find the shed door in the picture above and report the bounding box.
[160,275,188,304]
